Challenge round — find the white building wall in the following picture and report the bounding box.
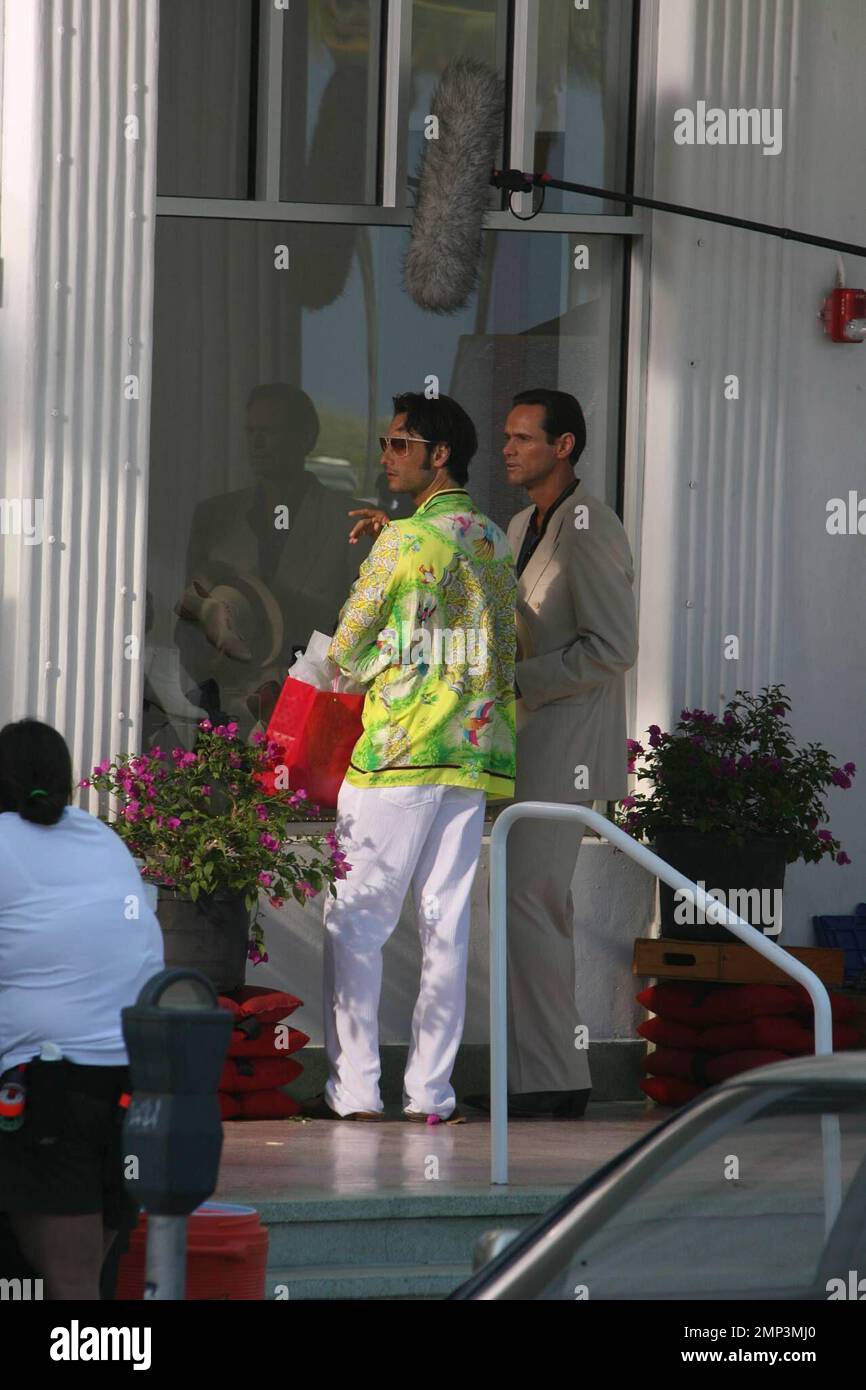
[0,0,159,795]
[637,0,866,945]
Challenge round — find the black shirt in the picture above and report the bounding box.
[515,478,579,579]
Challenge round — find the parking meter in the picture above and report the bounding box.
[121,969,233,1299]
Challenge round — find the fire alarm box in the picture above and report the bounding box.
[821,287,866,342]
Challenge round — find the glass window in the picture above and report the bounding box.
[157,0,254,199]
[533,0,634,215]
[535,1095,866,1299]
[279,0,383,204]
[144,218,623,750]
[408,0,507,203]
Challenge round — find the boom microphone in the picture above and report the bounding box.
[405,59,866,318]
[403,59,504,315]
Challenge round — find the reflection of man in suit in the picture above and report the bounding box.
[174,383,367,739]
[467,389,638,1120]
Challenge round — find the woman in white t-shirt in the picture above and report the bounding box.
[0,718,164,1300]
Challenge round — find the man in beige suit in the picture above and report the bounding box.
[466,388,638,1119]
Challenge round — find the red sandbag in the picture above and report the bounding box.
[699,1016,860,1055]
[218,986,302,1026]
[255,675,364,811]
[636,982,800,1026]
[219,1093,241,1120]
[640,1076,703,1107]
[637,1016,703,1049]
[228,1024,309,1059]
[233,1090,302,1120]
[219,1056,303,1094]
[783,986,859,1022]
[644,1047,706,1081]
[703,1049,788,1083]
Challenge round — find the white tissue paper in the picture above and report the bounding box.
[287,630,365,695]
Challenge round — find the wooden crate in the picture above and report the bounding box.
[633,937,844,987]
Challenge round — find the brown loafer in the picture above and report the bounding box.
[300,1093,384,1122]
[403,1108,467,1125]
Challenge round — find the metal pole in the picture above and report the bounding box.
[144,1215,188,1300]
[489,802,835,1185]
[489,814,510,1184]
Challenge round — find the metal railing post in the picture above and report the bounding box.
[489,802,834,1185]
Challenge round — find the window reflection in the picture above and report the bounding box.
[280,0,382,204]
[408,0,506,202]
[144,221,622,752]
[534,0,634,215]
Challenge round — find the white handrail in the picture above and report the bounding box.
[489,802,835,1185]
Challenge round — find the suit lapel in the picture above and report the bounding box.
[519,507,567,605]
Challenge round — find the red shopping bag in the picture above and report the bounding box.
[256,676,365,810]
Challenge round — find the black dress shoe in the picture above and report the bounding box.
[463,1089,591,1119]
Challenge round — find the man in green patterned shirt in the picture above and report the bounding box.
[306,393,515,1124]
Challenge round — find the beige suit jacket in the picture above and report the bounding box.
[507,481,638,803]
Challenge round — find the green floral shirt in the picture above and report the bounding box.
[329,488,516,798]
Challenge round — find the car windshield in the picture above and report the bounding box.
[530,1087,866,1300]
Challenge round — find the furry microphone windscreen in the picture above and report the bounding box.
[403,58,504,315]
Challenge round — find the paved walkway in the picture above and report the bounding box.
[214,1100,664,1203]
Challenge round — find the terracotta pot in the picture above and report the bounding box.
[155,889,251,992]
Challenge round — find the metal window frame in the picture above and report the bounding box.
[153,0,650,525]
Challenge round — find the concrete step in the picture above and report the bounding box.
[266,1264,470,1300]
[257,1190,562,1301]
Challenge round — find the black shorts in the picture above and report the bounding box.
[0,1062,138,1229]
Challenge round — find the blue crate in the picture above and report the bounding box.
[813,903,866,984]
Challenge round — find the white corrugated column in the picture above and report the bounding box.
[636,0,801,740]
[0,0,159,798]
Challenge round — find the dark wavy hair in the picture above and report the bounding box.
[0,719,72,827]
[512,388,587,466]
[392,391,478,486]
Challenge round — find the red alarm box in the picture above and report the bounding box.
[821,286,866,342]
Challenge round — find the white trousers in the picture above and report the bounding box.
[323,780,486,1117]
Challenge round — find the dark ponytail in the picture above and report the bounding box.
[0,719,73,827]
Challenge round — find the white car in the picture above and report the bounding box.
[452,1052,866,1301]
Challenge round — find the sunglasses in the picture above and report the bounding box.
[379,434,433,456]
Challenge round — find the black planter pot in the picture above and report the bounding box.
[653,828,788,944]
[155,889,251,992]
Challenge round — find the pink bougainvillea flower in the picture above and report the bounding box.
[837,851,852,865]
[79,778,91,788]
[256,804,270,821]
[817,830,832,841]
[250,730,265,745]
[843,762,856,775]
[258,871,273,887]
[268,896,285,909]
[167,816,182,830]
[619,795,637,809]
[259,832,279,851]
